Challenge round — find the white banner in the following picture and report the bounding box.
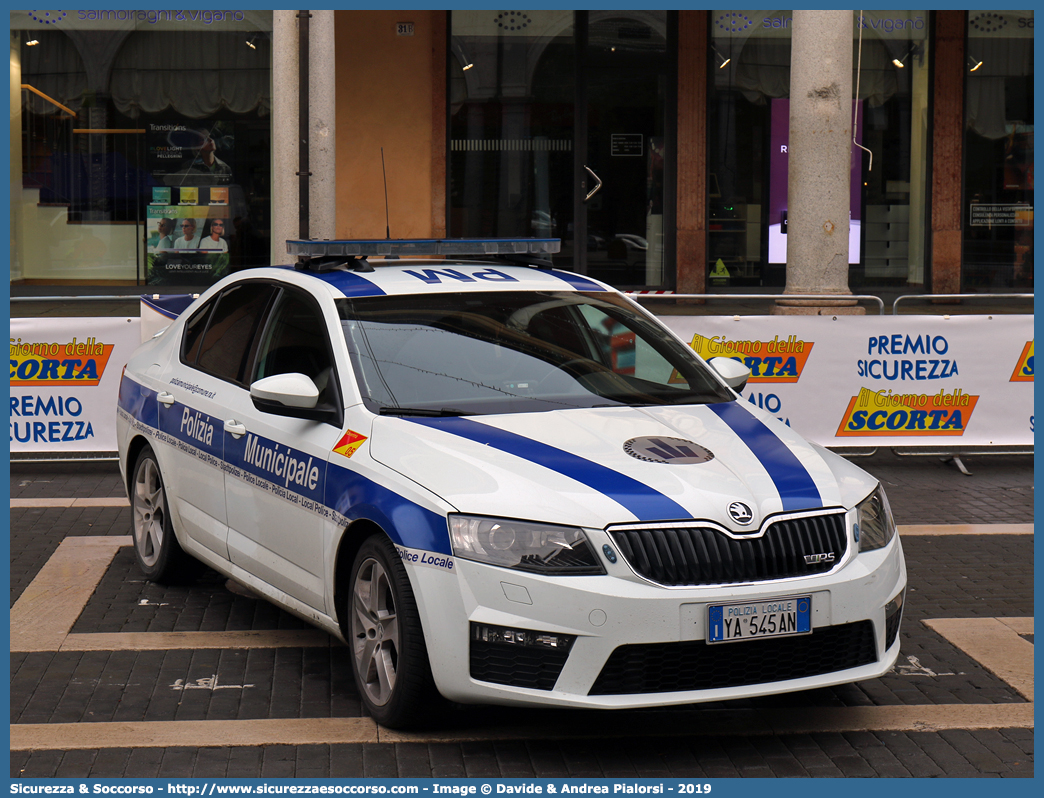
[658,315,1034,447]
[10,317,142,453]
[9,313,1032,452]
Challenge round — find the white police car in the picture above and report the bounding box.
[117,237,905,728]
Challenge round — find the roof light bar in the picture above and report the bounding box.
[286,237,560,260]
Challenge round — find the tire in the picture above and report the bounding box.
[130,445,189,583]
[348,534,438,728]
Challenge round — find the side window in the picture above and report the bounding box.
[194,283,277,385]
[254,289,336,405]
[181,300,214,365]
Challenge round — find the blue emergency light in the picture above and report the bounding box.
[286,237,560,259]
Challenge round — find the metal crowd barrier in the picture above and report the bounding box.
[11,291,1032,469]
[626,293,886,314]
[892,293,1033,314]
[12,295,145,303]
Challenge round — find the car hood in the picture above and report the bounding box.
[368,401,877,531]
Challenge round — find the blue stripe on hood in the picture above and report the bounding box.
[405,416,690,522]
[707,401,822,511]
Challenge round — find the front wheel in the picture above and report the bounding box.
[130,444,189,583]
[348,535,437,728]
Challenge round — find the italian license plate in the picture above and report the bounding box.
[707,595,812,644]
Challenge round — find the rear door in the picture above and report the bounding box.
[160,282,276,560]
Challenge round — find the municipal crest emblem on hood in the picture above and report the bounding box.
[623,436,714,465]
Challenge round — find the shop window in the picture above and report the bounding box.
[708,10,930,292]
[10,11,273,285]
[962,11,1034,291]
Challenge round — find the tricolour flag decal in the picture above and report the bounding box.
[333,429,368,458]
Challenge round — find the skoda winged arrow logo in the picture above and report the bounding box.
[727,502,754,525]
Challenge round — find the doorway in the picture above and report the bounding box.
[448,10,674,289]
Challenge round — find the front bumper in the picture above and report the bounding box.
[410,530,906,709]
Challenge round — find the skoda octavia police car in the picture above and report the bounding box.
[117,237,905,729]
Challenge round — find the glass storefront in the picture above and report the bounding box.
[11,11,1028,296]
[11,10,273,286]
[708,10,931,292]
[963,10,1034,291]
[448,10,672,288]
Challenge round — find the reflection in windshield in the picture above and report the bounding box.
[337,291,733,416]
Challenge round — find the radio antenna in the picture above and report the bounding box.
[381,147,391,239]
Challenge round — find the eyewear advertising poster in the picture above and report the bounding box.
[145,121,239,284]
[768,99,864,264]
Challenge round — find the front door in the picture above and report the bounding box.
[224,286,337,612]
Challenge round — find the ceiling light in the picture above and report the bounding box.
[26,40,39,46]
[968,56,983,72]
[245,36,257,50]
[462,63,473,71]
[891,44,923,70]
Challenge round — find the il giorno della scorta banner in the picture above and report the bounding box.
[657,314,1033,448]
[9,311,1033,452]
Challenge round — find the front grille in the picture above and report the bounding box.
[470,640,571,691]
[608,512,848,586]
[589,620,877,695]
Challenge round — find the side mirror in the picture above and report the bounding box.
[250,372,319,409]
[708,357,751,392]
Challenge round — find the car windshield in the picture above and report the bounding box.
[336,290,733,415]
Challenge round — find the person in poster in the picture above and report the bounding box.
[173,218,203,249]
[163,123,233,186]
[199,219,229,252]
[151,121,234,186]
[154,218,176,250]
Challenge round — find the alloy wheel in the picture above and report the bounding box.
[351,557,400,706]
[133,456,166,568]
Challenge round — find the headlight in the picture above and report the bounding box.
[855,485,897,552]
[448,515,605,575]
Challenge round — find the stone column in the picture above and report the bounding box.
[271,10,299,265]
[271,10,337,264]
[308,10,337,240]
[10,32,24,281]
[776,9,862,315]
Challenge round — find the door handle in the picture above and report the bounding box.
[584,165,603,202]
[224,419,247,438]
[157,391,175,407]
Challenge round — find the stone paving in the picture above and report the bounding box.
[9,454,1034,778]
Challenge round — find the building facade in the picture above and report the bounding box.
[10,9,1033,297]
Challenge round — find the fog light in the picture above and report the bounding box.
[471,622,575,651]
[884,588,905,649]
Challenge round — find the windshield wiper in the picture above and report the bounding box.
[378,406,473,417]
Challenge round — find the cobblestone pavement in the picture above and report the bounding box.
[9,453,1034,778]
